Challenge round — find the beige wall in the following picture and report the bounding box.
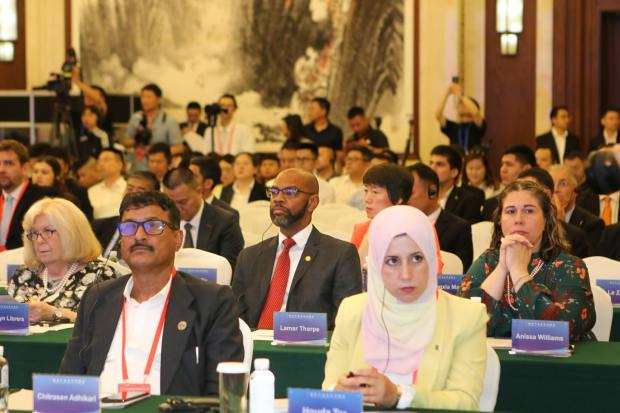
[536,0,553,135]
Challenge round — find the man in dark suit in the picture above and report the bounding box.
[60,191,243,395]
[536,106,581,164]
[430,145,483,223]
[550,165,605,254]
[189,155,238,217]
[163,167,244,268]
[597,223,620,260]
[407,163,474,269]
[232,168,362,330]
[587,108,619,152]
[180,101,208,137]
[0,140,55,251]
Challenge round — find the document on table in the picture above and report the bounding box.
[9,389,33,411]
[252,329,274,341]
[28,323,73,335]
[487,337,512,349]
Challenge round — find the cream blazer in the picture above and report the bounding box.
[323,290,488,411]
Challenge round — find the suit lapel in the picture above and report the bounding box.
[161,275,196,394]
[289,227,320,293]
[196,202,214,249]
[255,237,279,311]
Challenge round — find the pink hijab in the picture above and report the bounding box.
[361,205,441,375]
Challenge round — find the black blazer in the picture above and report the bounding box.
[194,202,244,268]
[597,223,620,260]
[575,183,600,216]
[536,131,581,163]
[220,181,269,205]
[434,210,474,270]
[211,196,239,219]
[481,196,499,222]
[568,206,605,255]
[180,121,208,137]
[588,132,620,152]
[59,272,244,395]
[445,185,483,223]
[562,221,590,258]
[5,181,55,249]
[232,226,362,329]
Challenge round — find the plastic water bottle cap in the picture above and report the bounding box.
[471,296,482,303]
[254,358,269,370]
[0,346,3,357]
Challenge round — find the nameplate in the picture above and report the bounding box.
[511,319,570,356]
[33,374,100,413]
[273,312,327,346]
[6,263,18,284]
[288,388,362,413]
[596,279,620,305]
[437,274,464,295]
[0,302,28,335]
[178,267,217,283]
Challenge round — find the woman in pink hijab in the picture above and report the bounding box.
[323,205,488,410]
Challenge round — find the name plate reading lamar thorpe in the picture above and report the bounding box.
[288,388,362,413]
[511,319,570,356]
[33,374,100,413]
[273,312,327,346]
[0,302,28,335]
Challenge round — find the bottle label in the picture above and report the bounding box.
[0,364,8,389]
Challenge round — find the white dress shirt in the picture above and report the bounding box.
[329,175,364,206]
[599,191,620,225]
[551,128,568,164]
[180,202,204,248]
[316,175,335,204]
[230,180,255,211]
[604,130,618,146]
[564,205,576,223]
[272,223,313,311]
[99,275,173,396]
[438,185,454,210]
[0,180,26,245]
[88,176,127,219]
[203,122,254,155]
[428,206,442,223]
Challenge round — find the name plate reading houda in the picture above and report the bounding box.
[273,312,327,346]
[596,279,620,305]
[33,374,100,413]
[0,302,28,335]
[178,267,217,283]
[437,274,464,295]
[288,388,362,413]
[511,319,569,356]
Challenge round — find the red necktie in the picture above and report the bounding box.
[258,238,296,329]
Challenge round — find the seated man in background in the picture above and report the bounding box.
[330,145,372,208]
[75,157,101,189]
[180,101,208,136]
[565,150,599,214]
[597,223,620,260]
[258,153,281,184]
[535,147,554,170]
[60,191,243,395]
[295,142,335,204]
[147,142,172,184]
[345,106,389,152]
[189,156,237,214]
[232,168,362,329]
[408,163,474,270]
[316,145,339,181]
[88,148,127,219]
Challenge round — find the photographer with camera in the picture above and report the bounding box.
[71,66,114,137]
[123,83,183,171]
[203,94,254,155]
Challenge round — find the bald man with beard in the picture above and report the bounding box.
[232,168,362,330]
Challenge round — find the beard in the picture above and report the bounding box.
[270,199,308,228]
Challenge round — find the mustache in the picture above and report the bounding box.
[129,242,155,252]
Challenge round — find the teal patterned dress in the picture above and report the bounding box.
[458,250,596,341]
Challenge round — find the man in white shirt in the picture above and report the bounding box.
[60,191,243,395]
[88,148,128,219]
[295,142,335,204]
[329,145,372,208]
[588,108,620,152]
[536,106,581,164]
[204,94,254,155]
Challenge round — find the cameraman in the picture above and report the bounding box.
[204,94,254,155]
[123,83,183,170]
[71,66,114,137]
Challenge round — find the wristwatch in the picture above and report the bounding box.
[391,384,416,409]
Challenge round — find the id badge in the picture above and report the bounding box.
[118,382,151,394]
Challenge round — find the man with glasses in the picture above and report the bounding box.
[232,168,362,330]
[60,191,244,395]
[329,145,372,208]
[295,142,335,204]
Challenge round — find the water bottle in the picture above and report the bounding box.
[0,346,8,413]
[249,358,274,413]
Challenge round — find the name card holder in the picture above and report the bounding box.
[273,312,327,346]
[437,274,464,295]
[511,319,570,357]
[178,267,217,283]
[288,388,362,413]
[0,302,28,335]
[33,374,100,413]
[595,279,620,306]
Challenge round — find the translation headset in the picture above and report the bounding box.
[427,185,438,199]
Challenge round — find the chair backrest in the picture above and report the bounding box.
[101,258,132,276]
[591,285,613,342]
[0,247,24,287]
[480,344,501,412]
[237,201,276,236]
[439,250,464,274]
[242,231,263,248]
[175,248,232,285]
[583,256,620,286]
[239,318,253,372]
[472,221,494,260]
[313,203,366,236]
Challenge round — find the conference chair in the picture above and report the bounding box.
[439,250,464,274]
[480,344,501,412]
[591,285,613,342]
[237,200,278,238]
[472,221,494,260]
[0,247,24,287]
[239,318,253,372]
[583,256,620,286]
[175,248,232,285]
[242,230,262,248]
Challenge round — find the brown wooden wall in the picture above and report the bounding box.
[0,0,26,89]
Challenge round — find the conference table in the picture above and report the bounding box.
[2,329,619,413]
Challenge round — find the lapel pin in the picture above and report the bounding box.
[305,255,311,262]
[177,321,187,331]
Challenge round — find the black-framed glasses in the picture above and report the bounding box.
[26,229,57,241]
[265,186,315,198]
[118,220,176,237]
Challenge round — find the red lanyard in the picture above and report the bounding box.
[0,180,29,247]
[215,125,235,154]
[121,269,176,383]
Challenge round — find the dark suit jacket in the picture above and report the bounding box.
[66,179,94,221]
[562,221,590,258]
[220,181,269,205]
[4,181,55,249]
[59,272,244,395]
[180,121,208,137]
[568,205,604,255]
[434,210,474,270]
[588,132,620,152]
[481,196,499,222]
[232,226,362,329]
[211,196,239,219]
[597,223,620,260]
[575,183,600,216]
[91,216,119,250]
[445,185,483,223]
[194,202,244,268]
[536,131,581,163]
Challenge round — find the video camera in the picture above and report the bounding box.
[204,103,228,117]
[33,48,78,98]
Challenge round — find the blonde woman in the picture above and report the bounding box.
[8,197,119,322]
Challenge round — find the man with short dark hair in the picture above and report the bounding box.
[163,167,244,268]
[295,142,335,204]
[147,143,172,182]
[188,156,236,215]
[588,108,620,152]
[88,148,127,219]
[407,163,473,269]
[258,154,281,183]
[565,150,599,215]
[536,106,581,164]
[0,140,54,250]
[329,145,372,208]
[345,106,389,151]
[303,97,343,153]
[535,147,554,170]
[180,101,208,136]
[61,191,244,396]
[278,140,299,173]
[316,145,338,181]
[75,157,101,189]
[232,168,362,329]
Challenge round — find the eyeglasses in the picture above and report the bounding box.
[26,229,57,241]
[118,220,176,237]
[265,186,315,198]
